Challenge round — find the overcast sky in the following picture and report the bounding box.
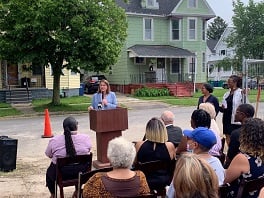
[207,0,263,26]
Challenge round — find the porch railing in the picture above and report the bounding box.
[130,73,194,84]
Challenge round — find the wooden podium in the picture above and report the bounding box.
[89,107,128,168]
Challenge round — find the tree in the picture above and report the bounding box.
[207,16,228,40]
[0,0,127,105]
[227,0,264,59]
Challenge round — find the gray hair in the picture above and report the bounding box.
[107,136,136,168]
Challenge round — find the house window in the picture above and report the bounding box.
[144,18,153,40]
[171,58,180,74]
[147,0,154,6]
[171,19,180,40]
[202,52,206,72]
[135,57,146,65]
[188,57,195,73]
[32,64,42,75]
[188,0,197,8]
[202,20,206,41]
[188,18,196,40]
[220,50,226,55]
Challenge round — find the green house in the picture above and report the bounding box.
[106,0,215,94]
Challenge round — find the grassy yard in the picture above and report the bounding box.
[32,96,91,112]
[136,88,263,106]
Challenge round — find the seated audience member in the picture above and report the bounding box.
[260,187,264,198]
[167,127,225,198]
[135,117,175,190]
[83,136,150,197]
[225,103,255,168]
[160,110,183,147]
[224,118,264,198]
[173,153,219,198]
[199,103,222,156]
[45,117,92,198]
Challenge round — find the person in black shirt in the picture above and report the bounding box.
[224,103,255,168]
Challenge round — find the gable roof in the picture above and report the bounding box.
[207,39,218,53]
[116,0,215,19]
[115,0,181,16]
[127,45,195,58]
[214,27,234,51]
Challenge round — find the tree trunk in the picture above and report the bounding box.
[52,65,62,105]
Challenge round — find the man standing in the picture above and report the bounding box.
[161,110,183,148]
[224,103,255,168]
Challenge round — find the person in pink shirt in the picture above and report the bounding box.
[45,116,92,198]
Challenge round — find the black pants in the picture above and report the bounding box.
[46,162,90,194]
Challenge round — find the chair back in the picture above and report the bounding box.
[219,183,231,198]
[133,159,176,196]
[236,176,264,198]
[55,153,93,198]
[77,166,113,198]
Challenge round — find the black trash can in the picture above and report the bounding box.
[79,83,84,96]
[0,136,18,172]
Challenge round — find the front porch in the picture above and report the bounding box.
[111,82,195,97]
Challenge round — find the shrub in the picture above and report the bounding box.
[134,87,170,97]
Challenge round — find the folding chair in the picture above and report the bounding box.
[133,159,176,197]
[77,166,113,198]
[236,176,264,198]
[55,153,93,198]
[219,183,231,198]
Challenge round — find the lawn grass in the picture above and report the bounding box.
[0,103,22,117]
[135,88,264,106]
[32,96,91,112]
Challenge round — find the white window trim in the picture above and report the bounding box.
[143,18,153,41]
[188,0,198,8]
[187,17,197,41]
[170,19,181,41]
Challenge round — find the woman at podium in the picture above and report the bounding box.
[88,79,117,111]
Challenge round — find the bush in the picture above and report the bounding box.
[134,87,170,97]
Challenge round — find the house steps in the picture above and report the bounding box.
[165,83,193,97]
[5,90,32,104]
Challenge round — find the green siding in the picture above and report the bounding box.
[106,0,214,85]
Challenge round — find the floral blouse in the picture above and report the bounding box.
[82,170,150,197]
[228,153,264,198]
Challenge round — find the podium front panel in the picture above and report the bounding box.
[89,107,128,133]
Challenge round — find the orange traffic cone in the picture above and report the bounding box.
[42,109,53,138]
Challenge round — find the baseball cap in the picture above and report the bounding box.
[183,127,216,149]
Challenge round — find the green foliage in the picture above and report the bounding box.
[0,0,127,105]
[207,16,228,40]
[134,87,170,97]
[228,0,264,59]
[215,57,242,72]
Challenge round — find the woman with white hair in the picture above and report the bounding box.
[199,102,222,157]
[82,136,150,197]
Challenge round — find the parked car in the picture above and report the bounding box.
[84,75,107,94]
